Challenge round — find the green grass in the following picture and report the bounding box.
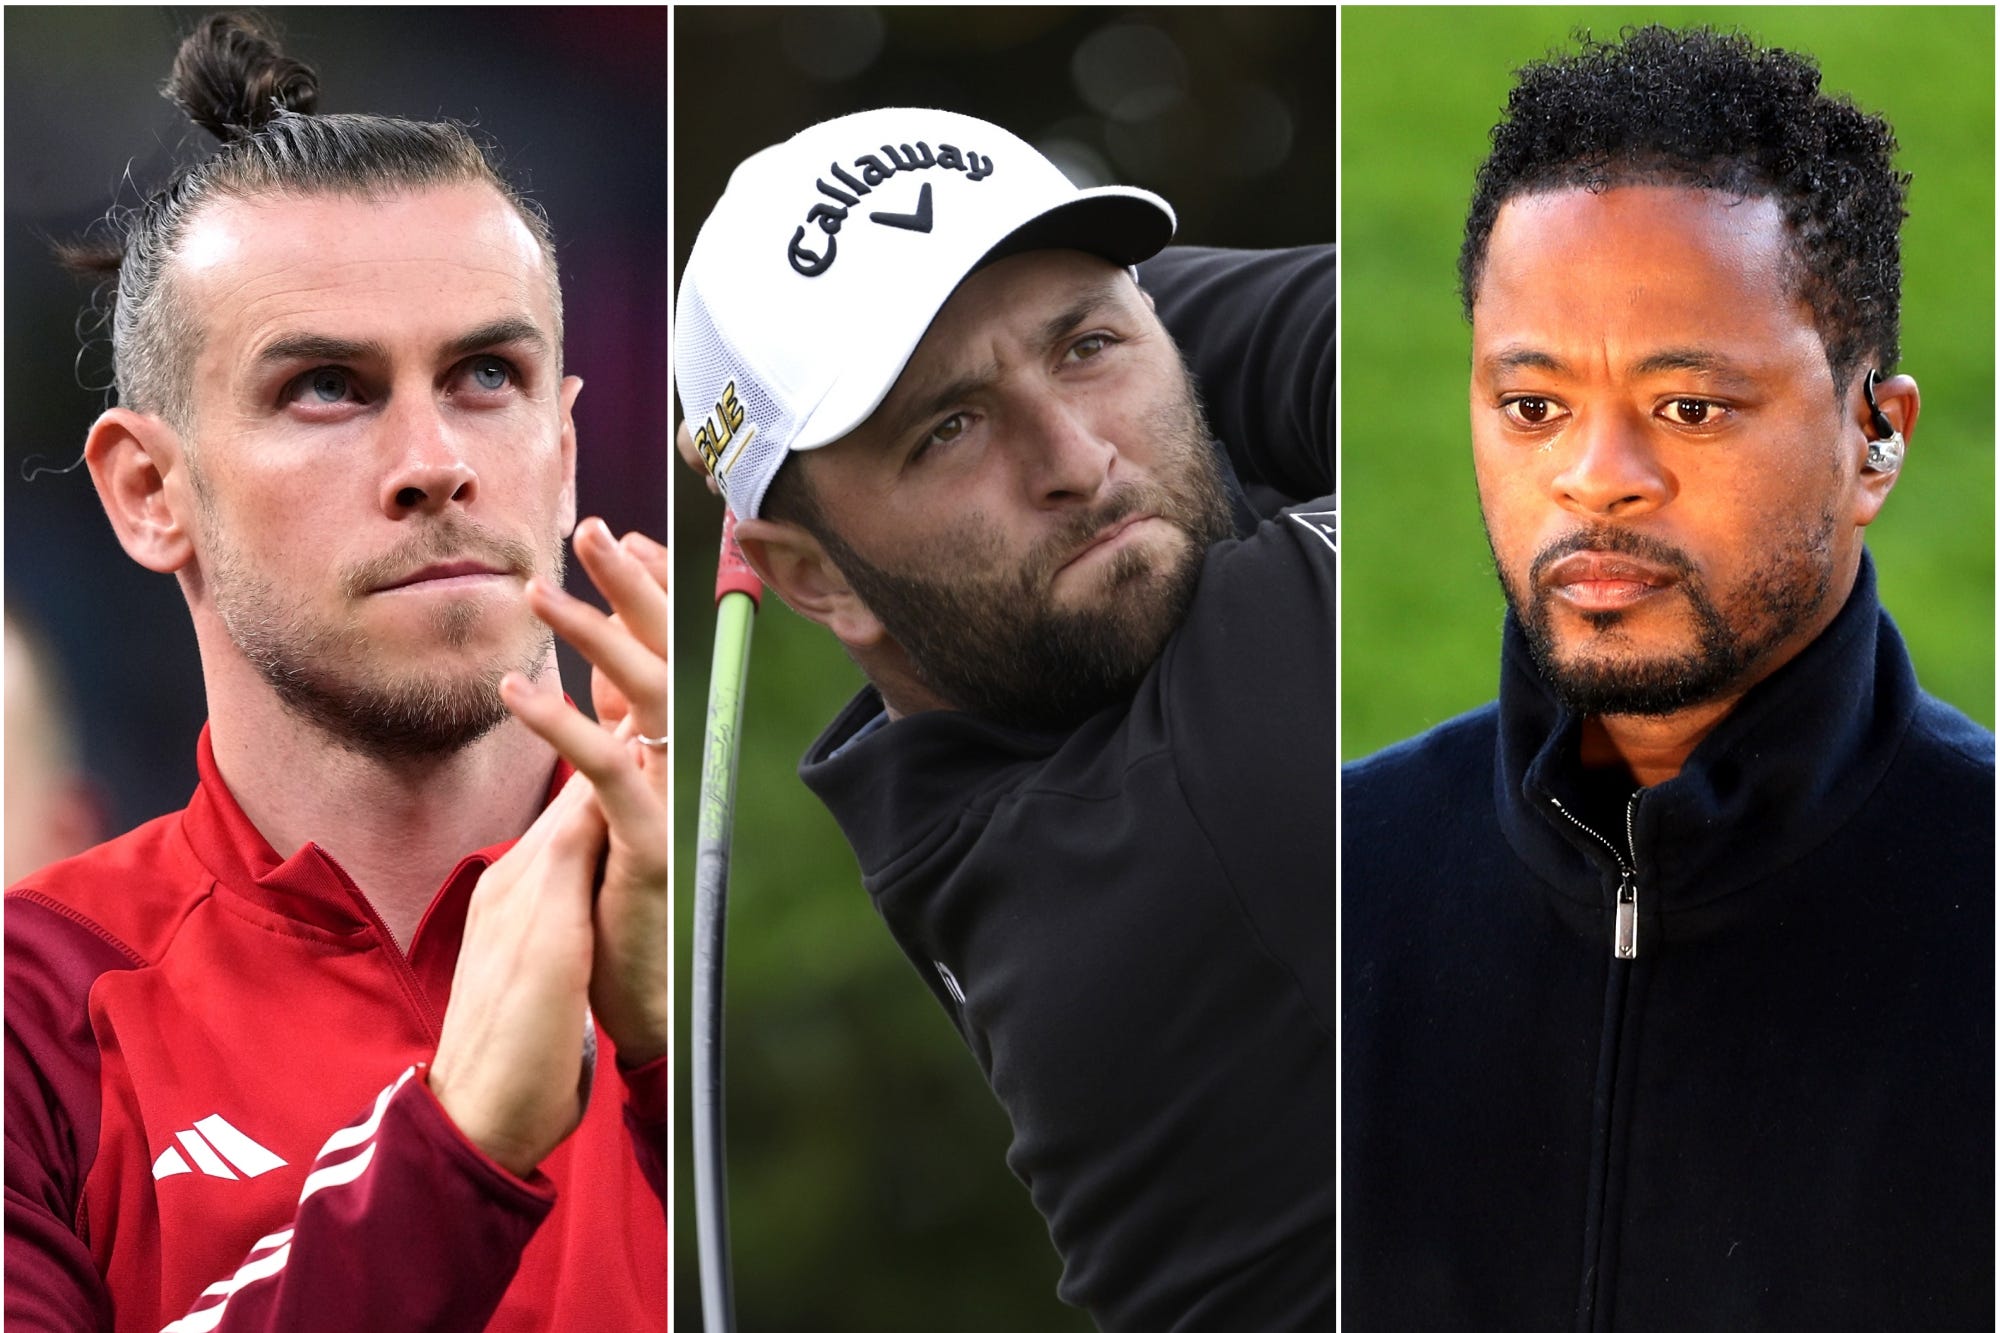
[1340,7,1995,758]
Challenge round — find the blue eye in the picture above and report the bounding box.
[469,357,511,391]
[309,367,353,403]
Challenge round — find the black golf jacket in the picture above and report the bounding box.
[800,245,1336,1331]
[1343,555,1994,1331]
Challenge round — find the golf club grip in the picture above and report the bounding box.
[693,519,759,1333]
[715,510,763,605]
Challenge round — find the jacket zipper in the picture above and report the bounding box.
[1548,791,1645,1332]
[1547,794,1642,959]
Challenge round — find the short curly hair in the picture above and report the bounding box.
[1458,25,1909,388]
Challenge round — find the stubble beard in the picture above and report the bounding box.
[819,362,1238,731]
[196,478,563,763]
[1489,509,1839,718]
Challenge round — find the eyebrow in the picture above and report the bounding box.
[881,362,1002,446]
[1478,343,1753,383]
[1035,277,1129,352]
[1628,347,1745,379]
[1480,346,1568,376]
[252,316,548,369]
[442,317,549,361]
[878,277,1133,444]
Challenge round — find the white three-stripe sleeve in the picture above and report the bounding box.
[155,1067,418,1333]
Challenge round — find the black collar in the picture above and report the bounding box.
[1493,552,1922,936]
[801,687,1089,883]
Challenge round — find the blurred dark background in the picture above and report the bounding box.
[1342,6,1994,757]
[672,7,1334,1330]
[5,5,667,841]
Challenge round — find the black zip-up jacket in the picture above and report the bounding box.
[1343,555,1994,1331]
[800,246,1336,1330]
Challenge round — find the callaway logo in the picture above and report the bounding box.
[692,380,754,480]
[789,140,996,277]
[870,182,933,234]
[152,1114,288,1181]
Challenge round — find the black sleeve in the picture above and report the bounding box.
[1136,246,1336,507]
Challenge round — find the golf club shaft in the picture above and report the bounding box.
[693,514,761,1332]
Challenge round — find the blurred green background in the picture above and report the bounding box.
[1341,6,1995,759]
[673,8,1333,1329]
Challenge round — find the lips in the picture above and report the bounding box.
[1540,550,1678,612]
[1542,551,1677,587]
[372,560,510,592]
[1058,513,1154,574]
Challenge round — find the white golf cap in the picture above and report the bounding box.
[675,107,1176,520]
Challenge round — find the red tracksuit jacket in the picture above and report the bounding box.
[4,729,667,1330]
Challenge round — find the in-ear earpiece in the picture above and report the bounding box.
[1862,370,1904,474]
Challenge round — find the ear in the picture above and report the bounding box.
[557,375,584,536]
[1849,371,1919,527]
[732,516,887,648]
[83,408,196,574]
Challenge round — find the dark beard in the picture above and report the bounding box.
[819,370,1237,731]
[1495,515,1836,718]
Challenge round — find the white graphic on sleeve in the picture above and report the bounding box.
[151,1116,288,1181]
[156,1067,418,1332]
[1287,509,1337,555]
[158,1229,294,1333]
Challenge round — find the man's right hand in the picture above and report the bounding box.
[426,769,603,1178]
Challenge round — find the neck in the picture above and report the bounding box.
[854,639,949,723]
[1577,694,1740,788]
[204,656,560,950]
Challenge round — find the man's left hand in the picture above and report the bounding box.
[504,517,670,1067]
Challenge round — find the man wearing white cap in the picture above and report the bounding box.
[677,107,1334,1328]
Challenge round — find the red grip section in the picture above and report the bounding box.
[715,510,764,606]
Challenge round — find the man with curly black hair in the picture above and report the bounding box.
[1344,26,1992,1330]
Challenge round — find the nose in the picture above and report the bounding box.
[379,398,478,517]
[1019,394,1116,507]
[1552,409,1673,518]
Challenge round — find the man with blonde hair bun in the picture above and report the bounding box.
[6,15,667,1329]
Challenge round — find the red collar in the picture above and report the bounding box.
[181,723,575,939]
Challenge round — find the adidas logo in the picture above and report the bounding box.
[152,1115,287,1181]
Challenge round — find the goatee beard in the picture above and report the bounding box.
[205,509,562,762]
[237,617,554,762]
[1492,515,1836,718]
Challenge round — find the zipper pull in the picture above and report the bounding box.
[1613,875,1638,960]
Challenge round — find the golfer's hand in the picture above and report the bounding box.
[429,770,602,1177]
[676,419,721,495]
[508,517,670,1068]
